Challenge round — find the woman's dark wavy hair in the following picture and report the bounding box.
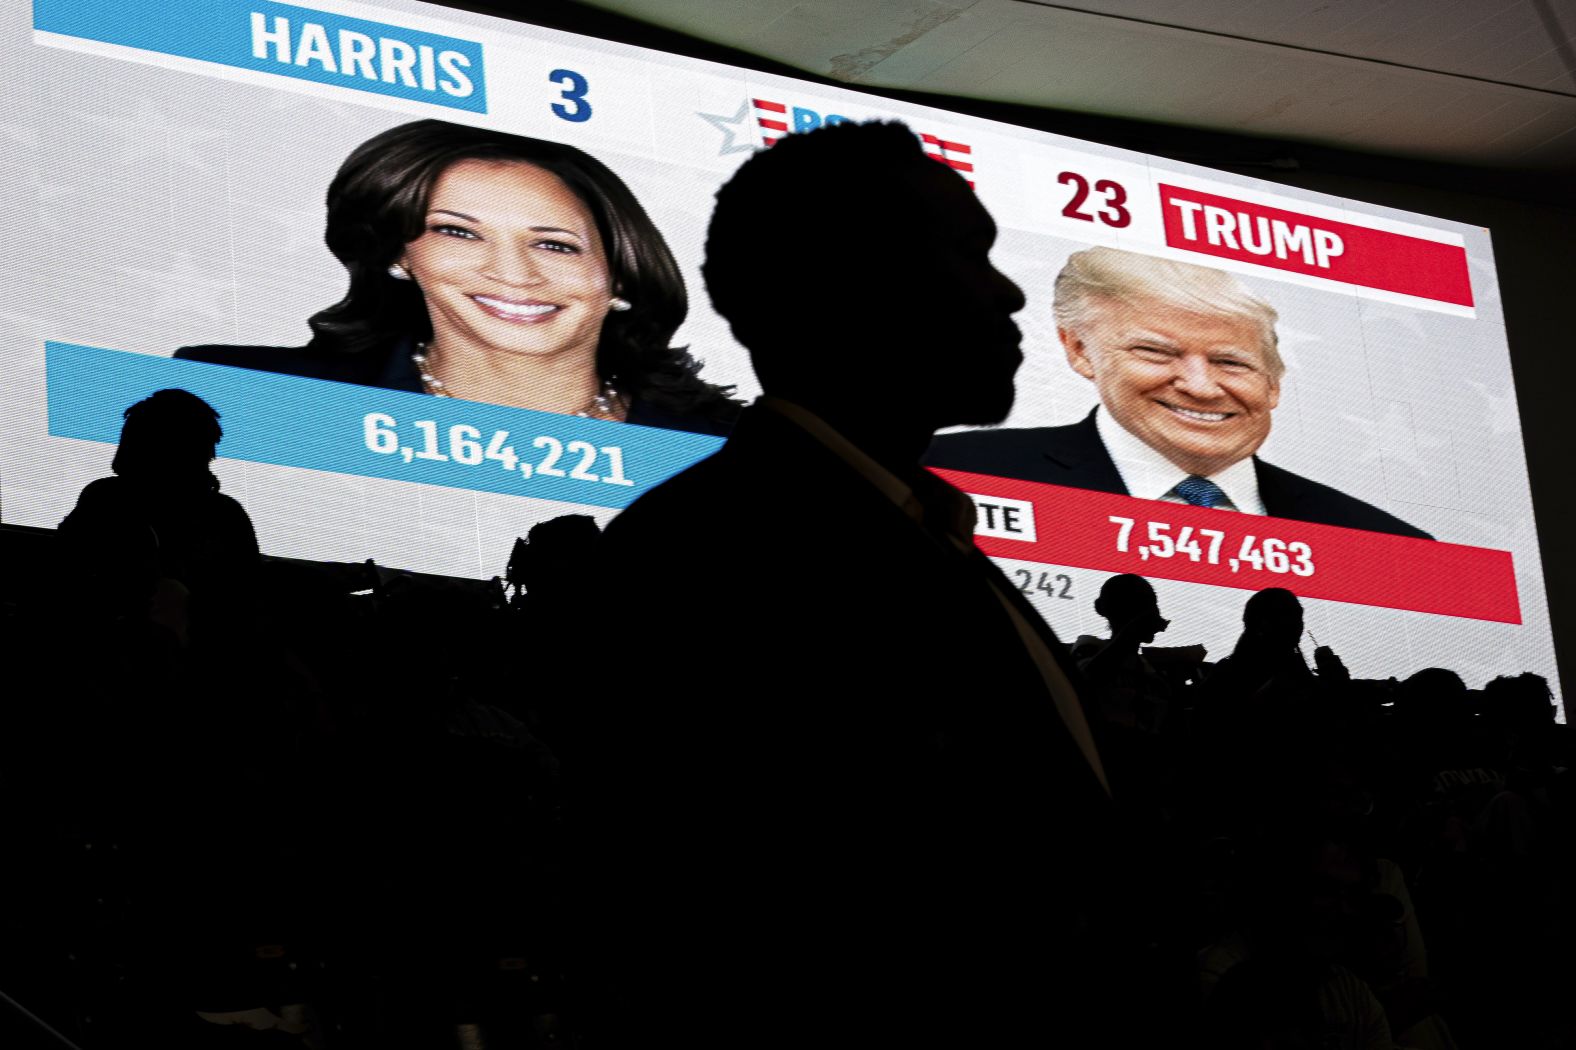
[112,388,223,489]
[308,119,733,412]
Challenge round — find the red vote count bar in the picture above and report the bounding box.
[933,469,1520,624]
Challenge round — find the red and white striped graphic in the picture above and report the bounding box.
[752,98,788,146]
[920,132,974,188]
[750,100,977,187]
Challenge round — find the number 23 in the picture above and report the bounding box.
[1058,171,1130,228]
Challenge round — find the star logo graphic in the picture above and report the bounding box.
[696,99,757,156]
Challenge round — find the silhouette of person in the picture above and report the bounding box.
[1482,672,1570,774]
[1190,588,1357,834]
[1205,587,1350,707]
[508,513,603,612]
[56,392,324,1041]
[1236,586,1307,657]
[1070,573,1184,818]
[505,513,604,762]
[59,388,259,644]
[1074,573,1173,733]
[584,122,1179,1049]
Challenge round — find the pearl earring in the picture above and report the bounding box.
[388,263,412,280]
[609,297,632,312]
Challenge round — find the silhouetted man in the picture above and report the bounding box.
[585,123,1178,1048]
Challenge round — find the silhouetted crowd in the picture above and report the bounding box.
[3,121,1573,1049]
[5,473,1570,1048]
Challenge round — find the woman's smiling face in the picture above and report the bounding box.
[400,158,614,364]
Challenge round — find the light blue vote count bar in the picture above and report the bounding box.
[46,343,725,510]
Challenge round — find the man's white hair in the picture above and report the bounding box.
[1053,247,1284,378]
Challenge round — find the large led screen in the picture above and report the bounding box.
[7,0,1556,697]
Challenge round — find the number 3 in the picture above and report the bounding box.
[1289,541,1315,577]
[549,68,592,123]
[1094,178,1130,227]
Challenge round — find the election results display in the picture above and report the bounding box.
[5,0,1557,697]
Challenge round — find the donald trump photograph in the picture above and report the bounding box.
[927,246,1431,540]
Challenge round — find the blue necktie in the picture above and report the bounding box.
[1174,475,1228,508]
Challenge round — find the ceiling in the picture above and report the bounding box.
[563,0,1576,172]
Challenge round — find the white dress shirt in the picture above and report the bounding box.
[1095,407,1266,514]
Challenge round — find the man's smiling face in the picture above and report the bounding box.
[1064,295,1280,477]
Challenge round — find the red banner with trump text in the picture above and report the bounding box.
[1158,183,1474,308]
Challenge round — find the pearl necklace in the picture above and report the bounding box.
[412,343,627,421]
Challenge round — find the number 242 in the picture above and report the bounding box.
[1015,570,1073,599]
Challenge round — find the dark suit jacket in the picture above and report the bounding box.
[175,341,739,437]
[926,409,1433,540]
[580,405,1184,1047]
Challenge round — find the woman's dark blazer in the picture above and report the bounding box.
[175,339,739,437]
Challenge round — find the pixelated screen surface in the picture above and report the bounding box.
[6,0,1553,695]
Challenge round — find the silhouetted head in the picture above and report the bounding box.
[1093,573,1166,642]
[1402,667,1465,697]
[1241,587,1303,650]
[1483,672,1556,727]
[515,513,602,597]
[309,120,716,408]
[110,389,222,487]
[704,121,1025,434]
[1397,667,1470,725]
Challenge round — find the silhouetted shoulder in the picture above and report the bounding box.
[59,475,134,531]
[601,424,772,558]
[207,490,261,555]
[69,474,128,505]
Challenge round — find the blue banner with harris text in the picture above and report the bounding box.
[34,0,488,113]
